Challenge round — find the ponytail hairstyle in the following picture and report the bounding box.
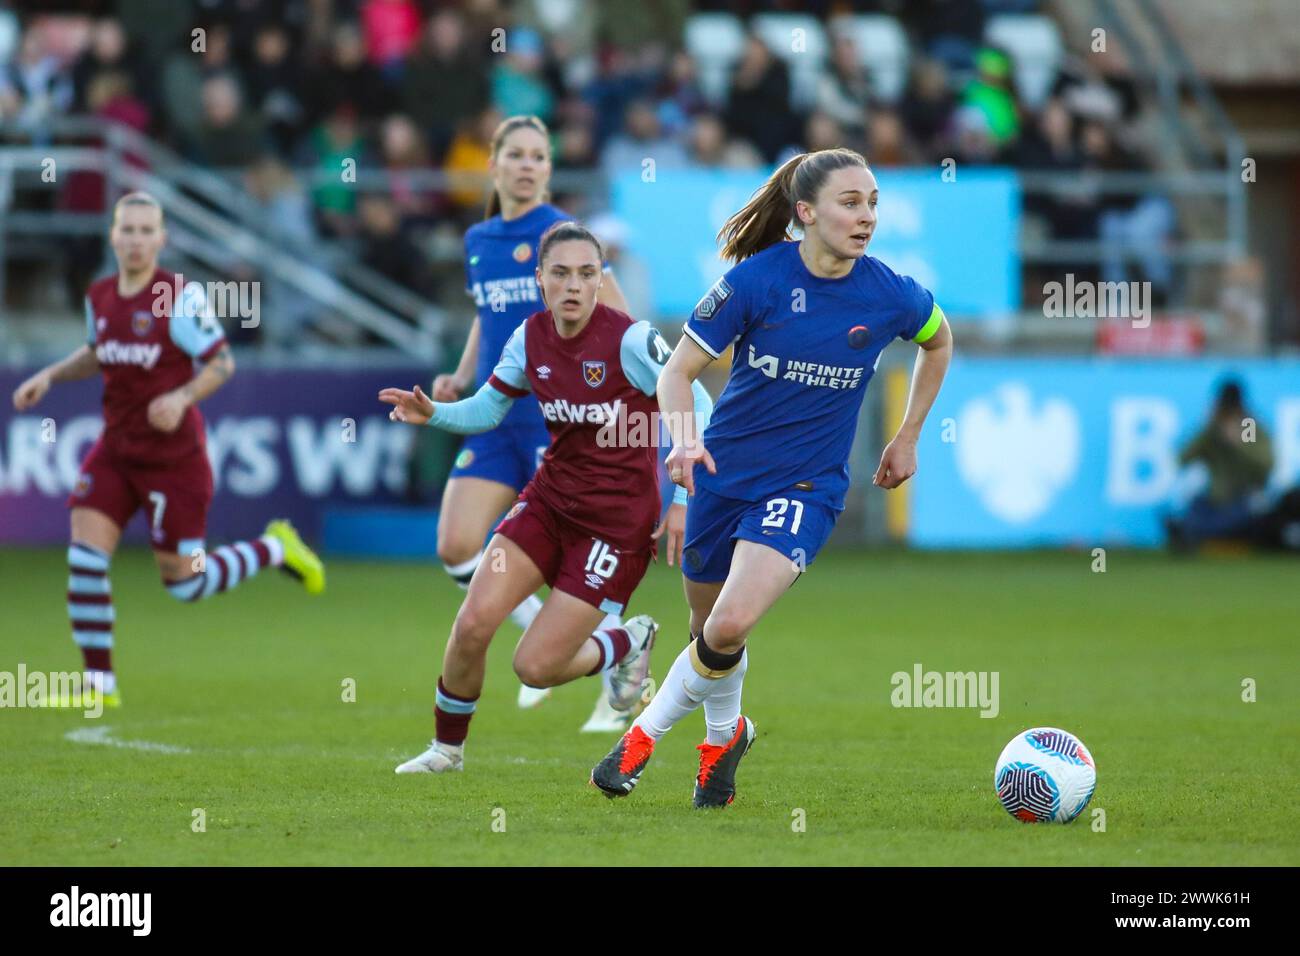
[484,114,552,221]
[537,219,604,268]
[717,148,870,263]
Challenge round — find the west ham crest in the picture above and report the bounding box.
[132,310,154,336]
[582,360,606,388]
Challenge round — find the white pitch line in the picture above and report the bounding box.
[64,725,192,755]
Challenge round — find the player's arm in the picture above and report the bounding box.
[651,370,714,566]
[622,323,714,564]
[148,342,234,434]
[147,283,232,433]
[13,296,104,410]
[181,344,236,406]
[380,380,514,433]
[874,304,953,490]
[657,337,717,497]
[11,345,100,410]
[383,324,527,432]
[433,315,480,402]
[149,283,233,434]
[663,270,752,493]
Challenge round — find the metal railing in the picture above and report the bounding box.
[0,118,446,360]
[2,118,1247,350]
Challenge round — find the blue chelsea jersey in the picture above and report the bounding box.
[682,240,934,511]
[464,202,571,427]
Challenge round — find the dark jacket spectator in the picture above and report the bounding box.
[400,9,488,158]
[899,58,955,155]
[187,74,270,169]
[302,21,391,129]
[71,18,150,117]
[243,21,307,159]
[723,35,797,162]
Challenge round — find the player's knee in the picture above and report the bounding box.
[702,608,751,654]
[438,538,482,577]
[449,602,495,654]
[511,650,559,689]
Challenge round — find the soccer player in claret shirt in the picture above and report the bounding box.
[440,115,634,728]
[10,192,324,708]
[380,221,713,774]
[590,149,954,807]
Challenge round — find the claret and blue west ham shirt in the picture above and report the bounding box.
[426,305,713,549]
[85,268,225,463]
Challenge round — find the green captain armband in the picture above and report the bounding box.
[914,303,944,344]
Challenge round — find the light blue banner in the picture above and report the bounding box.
[612,167,1020,317]
[909,359,1300,548]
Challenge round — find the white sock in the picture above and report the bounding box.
[443,551,482,589]
[87,669,116,694]
[262,534,285,566]
[634,641,714,739]
[703,649,747,745]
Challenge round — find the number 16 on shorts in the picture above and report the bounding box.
[584,538,619,588]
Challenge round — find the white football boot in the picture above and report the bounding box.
[606,615,657,712]
[580,671,634,733]
[513,593,552,708]
[395,740,464,774]
[517,683,553,708]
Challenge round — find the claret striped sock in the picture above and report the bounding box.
[68,543,114,685]
[164,536,284,602]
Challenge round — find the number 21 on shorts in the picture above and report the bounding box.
[762,496,803,534]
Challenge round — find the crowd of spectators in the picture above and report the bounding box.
[0,0,1169,318]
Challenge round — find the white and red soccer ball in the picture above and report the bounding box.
[995,727,1097,823]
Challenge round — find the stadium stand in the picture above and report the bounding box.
[0,0,1294,354]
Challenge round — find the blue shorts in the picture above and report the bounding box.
[681,485,839,583]
[448,423,551,493]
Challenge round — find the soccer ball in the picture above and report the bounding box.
[994,727,1097,823]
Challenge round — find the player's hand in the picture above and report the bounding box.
[665,441,716,497]
[379,384,435,426]
[652,501,687,567]
[431,373,466,403]
[12,370,51,411]
[873,434,917,489]
[147,389,189,433]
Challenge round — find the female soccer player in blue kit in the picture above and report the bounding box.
[590,148,954,807]
[436,115,633,724]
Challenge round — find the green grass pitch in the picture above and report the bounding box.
[1,546,1296,866]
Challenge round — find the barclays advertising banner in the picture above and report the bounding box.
[909,359,1300,548]
[0,367,426,546]
[612,167,1020,318]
